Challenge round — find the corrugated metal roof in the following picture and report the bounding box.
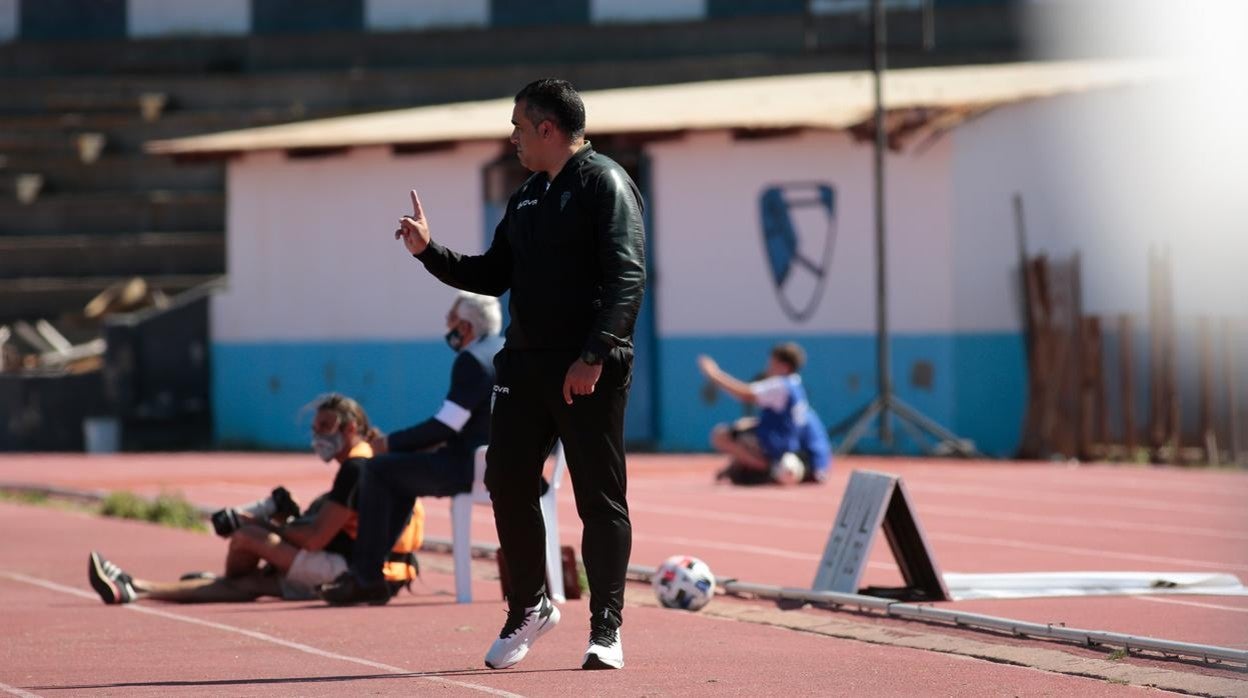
[147,59,1168,156]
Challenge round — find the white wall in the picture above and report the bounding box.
[646,130,954,337]
[0,0,17,43]
[127,0,249,38]
[216,142,503,342]
[590,0,704,24]
[366,0,489,31]
[951,83,1248,331]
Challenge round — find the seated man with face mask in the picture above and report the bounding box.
[320,291,505,605]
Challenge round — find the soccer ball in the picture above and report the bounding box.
[769,452,805,485]
[653,555,715,611]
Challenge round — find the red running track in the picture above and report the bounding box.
[0,452,1245,695]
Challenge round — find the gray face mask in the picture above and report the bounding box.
[311,432,343,463]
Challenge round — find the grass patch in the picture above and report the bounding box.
[1107,648,1128,661]
[577,559,590,595]
[99,490,207,532]
[0,489,50,506]
[2,487,208,533]
[99,491,148,519]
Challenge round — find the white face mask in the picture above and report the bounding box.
[311,432,343,463]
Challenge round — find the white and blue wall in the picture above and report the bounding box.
[211,80,1245,454]
[212,125,1022,454]
[645,130,1026,457]
[212,142,503,448]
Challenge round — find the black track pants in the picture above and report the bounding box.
[484,347,633,629]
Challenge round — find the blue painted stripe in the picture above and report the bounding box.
[950,332,1026,457]
[216,332,1026,456]
[657,332,1024,457]
[213,340,451,450]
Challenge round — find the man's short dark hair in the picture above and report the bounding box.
[515,78,586,140]
[771,342,806,373]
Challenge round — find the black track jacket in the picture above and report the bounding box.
[416,143,646,359]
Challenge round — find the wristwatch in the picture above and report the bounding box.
[580,349,604,366]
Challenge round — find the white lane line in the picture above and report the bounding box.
[929,533,1248,573]
[455,489,1244,575]
[632,500,1248,543]
[0,682,40,698]
[630,502,823,530]
[625,502,1247,571]
[630,477,1245,517]
[910,468,1248,497]
[1132,596,1248,614]
[917,506,1248,543]
[905,482,1243,517]
[0,572,521,698]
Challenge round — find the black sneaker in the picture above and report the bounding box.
[88,552,137,605]
[318,572,391,606]
[484,596,561,669]
[582,620,623,670]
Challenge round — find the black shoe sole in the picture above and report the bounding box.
[320,587,391,607]
[87,553,121,605]
[322,594,390,607]
[582,655,622,670]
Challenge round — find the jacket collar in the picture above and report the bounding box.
[545,141,593,186]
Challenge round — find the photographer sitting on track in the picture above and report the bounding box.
[87,394,422,604]
[699,342,832,486]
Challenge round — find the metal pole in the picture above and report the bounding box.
[830,0,976,458]
[871,0,892,444]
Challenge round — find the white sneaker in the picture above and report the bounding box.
[582,626,623,670]
[484,596,560,669]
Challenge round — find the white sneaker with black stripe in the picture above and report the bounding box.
[582,624,623,670]
[484,596,560,669]
[88,552,137,605]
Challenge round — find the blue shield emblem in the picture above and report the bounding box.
[759,183,837,322]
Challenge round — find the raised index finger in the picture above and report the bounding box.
[409,189,424,219]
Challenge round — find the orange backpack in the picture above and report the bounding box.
[381,500,425,590]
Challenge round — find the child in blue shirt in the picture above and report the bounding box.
[698,342,831,485]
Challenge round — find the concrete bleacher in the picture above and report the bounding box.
[0,5,1023,330]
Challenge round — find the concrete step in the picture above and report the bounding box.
[0,46,999,116]
[0,155,223,195]
[0,108,344,156]
[0,192,224,235]
[0,106,343,131]
[0,274,220,321]
[0,15,810,77]
[0,7,1019,78]
[0,232,223,279]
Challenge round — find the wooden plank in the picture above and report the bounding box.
[1120,314,1137,456]
[1163,248,1181,464]
[1227,319,1244,466]
[1199,316,1218,464]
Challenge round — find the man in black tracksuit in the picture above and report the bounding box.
[394,78,645,671]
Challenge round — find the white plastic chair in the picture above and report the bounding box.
[451,440,567,603]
